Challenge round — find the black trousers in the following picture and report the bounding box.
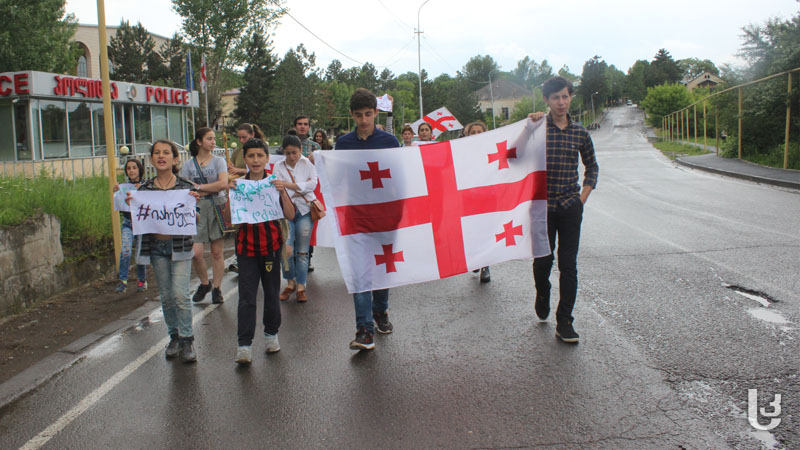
[237,251,281,346]
[533,200,583,324]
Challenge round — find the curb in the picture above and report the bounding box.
[0,300,162,411]
[675,157,800,190]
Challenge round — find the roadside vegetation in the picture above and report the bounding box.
[653,141,711,160]
[0,175,113,256]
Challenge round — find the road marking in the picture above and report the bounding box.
[20,286,236,450]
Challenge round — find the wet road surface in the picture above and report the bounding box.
[2,107,797,449]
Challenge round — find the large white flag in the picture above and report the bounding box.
[315,118,549,293]
[411,106,464,139]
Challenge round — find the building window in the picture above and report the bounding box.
[15,103,32,160]
[92,103,107,155]
[40,100,67,159]
[168,107,183,144]
[77,55,88,78]
[67,101,93,157]
[487,108,493,117]
[0,104,13,162]
[502,107,509,120]
[152,106,168,141]
[133,105,152,154]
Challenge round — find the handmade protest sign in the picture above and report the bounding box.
[113,183,136,212]
[229,175,284,224]
[130,190,197,235]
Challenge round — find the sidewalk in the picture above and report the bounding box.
[676,153,800,190]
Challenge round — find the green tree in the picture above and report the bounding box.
[557,65,578,82]
[462,54,499,91]
[233,32,276,132]
[640,83,694,127]
[160,33,187,88]
[624,60,649,103]
[172,0,286,126]
[0,0,78,73]
[679,57,719,79]
[646,48,681,87]
[109,20,164,83]
[578,55,609,110]
[606,65,626,104]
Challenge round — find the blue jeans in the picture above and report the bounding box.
[354,289,389,333]
[150,239,193,340]
[119,216,146,282]
[282,212,312,286]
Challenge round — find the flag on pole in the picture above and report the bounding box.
[200,54,207,94]
[185,49,193,92]
[315,118,549,294]
[411,106,464,139]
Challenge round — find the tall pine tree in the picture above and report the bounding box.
[234,32,277,132]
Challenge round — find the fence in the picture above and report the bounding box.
[661,67,799,169]
[0,144,230,182]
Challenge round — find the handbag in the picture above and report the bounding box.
[284,161,326,221]
[192,157,235,234]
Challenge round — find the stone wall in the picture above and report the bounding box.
[0,214,113,316]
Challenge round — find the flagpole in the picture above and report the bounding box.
[204,91,210,128]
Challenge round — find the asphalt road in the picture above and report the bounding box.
[1,107,797,449]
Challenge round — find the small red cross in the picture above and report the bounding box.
[375,243,404,273]
[487,141,517,170]
[436,112,443,116]
[495,221,523,246]
[360,161,392,189]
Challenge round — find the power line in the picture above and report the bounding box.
[377,35,417,69]
[377,0,415,31]
[285,12,363,65]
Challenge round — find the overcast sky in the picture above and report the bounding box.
[65,0,799,77]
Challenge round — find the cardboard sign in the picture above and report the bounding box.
[229,175,284,224]
[113,183,136,212]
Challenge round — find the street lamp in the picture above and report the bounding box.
[488,69,498,129]
[591,91,599,123]
[416,0,431,120]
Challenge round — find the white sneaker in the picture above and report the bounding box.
[235,346,252,364]
[264,333,280,353]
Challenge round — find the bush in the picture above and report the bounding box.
[0,176,112,246]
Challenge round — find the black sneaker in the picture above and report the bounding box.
[555,322,580,344]
[180,340,197,362]
[479,266,491,283]
[192,282,212,303]
[307,262,314,273]
[373,311,393,334]
[165,337,180,359]
[228,263,239,273]
[211,287,224,304]
[349,327,375,350]
[534,293,550,320]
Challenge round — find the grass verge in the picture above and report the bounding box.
[653,141,712,160]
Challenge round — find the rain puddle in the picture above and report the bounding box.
[86,334,123,359]
[747,308,790,325]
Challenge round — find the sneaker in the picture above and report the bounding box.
[165,337,180,358]
[180,341,197,362]
[212,287,224,304]
[349,327,375,350]
[555,322,580,344]
[137,281,147,292]
[479,266,491,283]
[192,282,212,303]
[115,281,127,293]
[373,311,393,334]
[535,293,550,320]
[264,333,280,353]
[235,346,252,364]
[228,263,239,273]
[307,262,314,273]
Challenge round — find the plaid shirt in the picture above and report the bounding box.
[545,114,599,211]
[299,135,321,157]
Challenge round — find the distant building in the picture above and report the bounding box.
[685,72,723,92]
[71,24,171,80]
[475,79,532,121]
[216,88,240,131]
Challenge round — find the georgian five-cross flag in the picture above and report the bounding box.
[411,106,463,139]
[315,118,549,294]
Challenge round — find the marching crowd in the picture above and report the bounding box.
[113,77,598,365]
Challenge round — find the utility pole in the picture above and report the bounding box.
[416,0,430,120]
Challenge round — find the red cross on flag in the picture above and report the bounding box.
[315,118,549,294]
[200,54,207,94]
[411,106,464,139]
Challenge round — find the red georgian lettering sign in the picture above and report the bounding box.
[53,76,118,100]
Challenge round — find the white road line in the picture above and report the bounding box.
[20,286,236,450]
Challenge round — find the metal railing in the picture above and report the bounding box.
[661,66,799,169]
